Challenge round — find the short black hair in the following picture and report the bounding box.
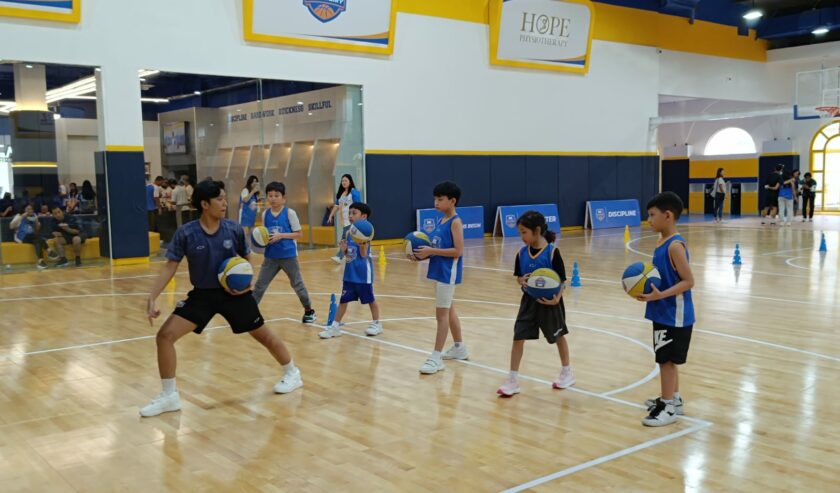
[155,176,165,182]
[350,202,371,218]
[805,172,812,177]
[192,180,225,210]
[775,164,784,171]
[433,181,461,204]
[265,181,286,195]
[646,191,684,220]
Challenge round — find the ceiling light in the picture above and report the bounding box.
[297,101,304,105]
[308,112,313,116]
[275,123,280,127]
[812,26,830,35]
[53,113,61,120]
[139,78,146,82]
[236,109,241,112]
[743,9,762,20]
[95,68,101,72]
[194,91,201,95]
[25,64,33,69]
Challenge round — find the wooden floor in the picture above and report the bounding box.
[1,216,839,492]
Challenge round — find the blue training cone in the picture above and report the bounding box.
[326,293,337,326]
[819,233,827,253]
[732,244,742,265]
[571,262,582,287]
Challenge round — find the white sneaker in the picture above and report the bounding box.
[139,391,181,417]
[642,398,677,427]
[419,357,445,374]
[318,323,342,339]
[497,377,521,397]
[330,255,343,264]
[441,344,469,360]
[552,368,576,389]
[273,368,303,394]
[365,321,383,336]
[645,396,684,415]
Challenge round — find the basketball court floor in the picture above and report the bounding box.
[1,217,838,492]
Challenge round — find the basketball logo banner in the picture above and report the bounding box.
[416,206,485,240]
[493,204,560,238]
[244,0,396,55]
[489,0,594,74]
[585,200,641,229]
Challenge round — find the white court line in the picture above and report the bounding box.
[760,247,814,256]
[785,256,810,270]
[498,422,711,493]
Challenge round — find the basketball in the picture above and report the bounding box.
[251,226,270,248]
[525,268,562,299]
[349,220,375,243]
[404,231,432,259]
[621,261,661,297]
[218,256,253,293]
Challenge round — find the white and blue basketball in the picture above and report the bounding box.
[349,220,375,243]
[621,261,661,297]
[404,231,432,259]
[525,268,563,300]
[218,256,253,294]
[251,226,270,249]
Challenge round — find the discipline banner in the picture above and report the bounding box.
[585,199,641,229]
[0,0,79,23]
[417,206,484,240]
[493,204,560,238]
[489,0,594,74]
[244,0,397,55]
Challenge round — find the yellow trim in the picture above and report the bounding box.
[105,145,144,152]
[243,0,397,55]
[365,149,658,156]
[689,158,757,179]
[810,121,840,212]
[761,152,799,157]
[741,191,758,215]
[11,161,58,168]
[111,257,150,266]
[561,225,584,232]
[397,0,488,24]
[0,0,80,23]
[662,157,690,161]
[488,0,595,75]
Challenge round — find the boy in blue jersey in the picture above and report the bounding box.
[636,192,696,427]
[413,181,468,375]
[319,202,382,338]
[251,182,316,324]
[140,180,302,418]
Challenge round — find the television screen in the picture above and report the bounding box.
[163,122,187,154]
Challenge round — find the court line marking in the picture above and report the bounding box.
[760,247,814,256]
[785,256,810,270]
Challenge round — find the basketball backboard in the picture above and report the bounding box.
[795,67,840,120]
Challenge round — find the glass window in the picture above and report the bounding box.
[704,127,757,155]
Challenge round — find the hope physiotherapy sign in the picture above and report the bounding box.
[489,0,594,74]
[585,200,641,229]
[417,206,485,240]
[493,204,561,238]
[244,0,397,55]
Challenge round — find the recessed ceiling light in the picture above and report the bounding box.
[297,101,304,105]
[236,109,241,112]
[95,68,101,72]
[25,64,33,69]
[139,78,146,82]
[308,112,313,116]
[209,123,215,126]
[743,9,762,20]
[275,123,280,127]
[194,91,201,95]
[53,113,61,120]
[812,26,830,35]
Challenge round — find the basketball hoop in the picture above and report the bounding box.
[816,106,840,118]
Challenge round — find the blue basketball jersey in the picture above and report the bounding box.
[645,234,695,327]
[263,207,297,259]
[239,193,258,226]
[518,244,555,277]
[427,215,462,285]
[344,236,373,284]
[14,217,34,242]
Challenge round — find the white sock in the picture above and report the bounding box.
[431,351,442,360]
[674,392,681,401]
[662,398,674,405]
[509,371,518,379]
[283,361,296,373]
[562,365,571,371]
[162,378,176,395]
[373,320,380,324]
[454,342,464,349]
[331,321,341,329]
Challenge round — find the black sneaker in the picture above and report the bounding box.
[302,309,317,324]
[36,259,48,270]
[55,257,69,268]
[642,398,677,427]
[47,249,59,260]
[75,256,82,267]
[645,396,684,415]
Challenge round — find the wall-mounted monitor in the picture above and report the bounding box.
[163,121,187,154]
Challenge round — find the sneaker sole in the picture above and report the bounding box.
[496,389,520,397]
[274,382,303,394]
[642,417,677,427]
[139,406,181,418]
[552,379,576,389]
[365,331,383,336]
[419,366,445,375]
[318,333,341,339]
[442,355,469,361]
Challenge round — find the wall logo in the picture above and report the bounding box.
[423,218,436,233]
[303,0,347,23]
[505,214,517,228]
[596,208,606,222]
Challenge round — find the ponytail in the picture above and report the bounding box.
[516,210,556,244]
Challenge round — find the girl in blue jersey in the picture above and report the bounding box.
[251,182,316,324]
[413,181,468,375]
[497,211,574,397]
[636,192,696,427]
[239,175,260,240]
[319,202,383,338]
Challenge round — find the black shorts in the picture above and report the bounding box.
[340,281,375,305]
[60,233,85,244]
[764,193,779,208]
[652,322,693,364]
[173,288,264,334]
[514,293,568,344]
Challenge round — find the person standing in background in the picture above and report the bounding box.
[713,168,726,223]
[801,172,817,222]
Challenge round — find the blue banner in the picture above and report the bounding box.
[585,199,641,229]
[493,204,560,238]
[416,206,484,239]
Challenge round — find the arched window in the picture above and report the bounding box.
[810,121,840,211]
[704,127,757,156]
